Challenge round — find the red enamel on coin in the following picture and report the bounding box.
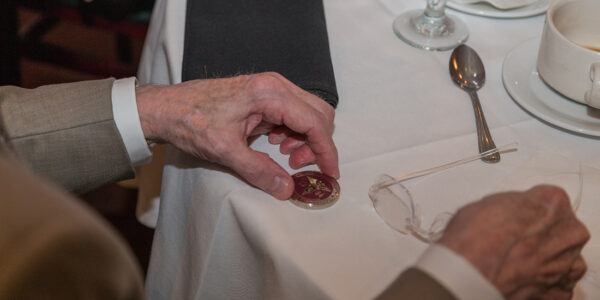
[290,171,340,209]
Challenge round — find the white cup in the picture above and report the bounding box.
[536,0,600,108]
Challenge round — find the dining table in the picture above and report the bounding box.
[141,0,600,299]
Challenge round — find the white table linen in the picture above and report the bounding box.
[139,0,600,298]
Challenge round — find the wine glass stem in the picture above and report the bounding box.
[425,0,446,18]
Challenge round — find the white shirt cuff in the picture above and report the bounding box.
[111,77,153,166]
[414,244,504,300]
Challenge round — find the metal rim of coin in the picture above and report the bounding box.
[289,171,340,209]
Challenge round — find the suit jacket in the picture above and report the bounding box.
[0,79,143,299]
[0,78,134,194]
[0,79,459,300]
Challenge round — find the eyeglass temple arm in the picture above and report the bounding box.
[377,142,519,190]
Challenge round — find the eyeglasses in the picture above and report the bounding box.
[368,143,519,242]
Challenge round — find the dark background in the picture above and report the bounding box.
[4,2,155,275]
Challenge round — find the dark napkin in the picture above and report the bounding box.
[182,0,339,108]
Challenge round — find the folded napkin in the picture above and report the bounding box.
[451,0,537,10]
[182,0,339,108]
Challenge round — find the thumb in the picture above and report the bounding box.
[227,147,294,200]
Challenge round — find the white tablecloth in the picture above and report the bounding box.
[142,0,600,299]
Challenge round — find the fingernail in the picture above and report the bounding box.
[329,169,340,179]
[269,132,286,144]
[333,169,340,179]
[268,176,290,200]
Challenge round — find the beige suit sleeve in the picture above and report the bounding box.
[0,79,134,194]
[0,152,144,299]
[376,268,457,300]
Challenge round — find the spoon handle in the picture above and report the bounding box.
[468,91,500,163]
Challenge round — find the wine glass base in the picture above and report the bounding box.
[393,9,469,51]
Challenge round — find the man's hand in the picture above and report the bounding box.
[439,185,589,300]
[135,72,339,200]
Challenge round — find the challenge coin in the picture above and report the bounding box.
[290,171,340,209]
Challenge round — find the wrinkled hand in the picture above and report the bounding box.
[439,185,589,300]
[135,72,339,200]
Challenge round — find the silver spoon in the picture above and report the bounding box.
[449,44,500,163]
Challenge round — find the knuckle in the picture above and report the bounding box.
[530,185,570,208]
[323,103,335,121]
[311,104,335,132]
[579,260,588,277]
[575,220,591,242]
[306,94,335,121]
[246,72,285,95]
[531,184,565,197]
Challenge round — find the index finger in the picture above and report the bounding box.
[304,121,339,178]
[258,93,339,178]
[246,73,339,178]
[276,100,339,178]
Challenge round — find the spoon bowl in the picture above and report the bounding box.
[450,46,486,90]
[449,45,500,163]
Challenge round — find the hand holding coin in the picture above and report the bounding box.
[136,72,339,200]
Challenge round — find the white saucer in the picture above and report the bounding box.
[502,38,600,137]
[447,0,550,18]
